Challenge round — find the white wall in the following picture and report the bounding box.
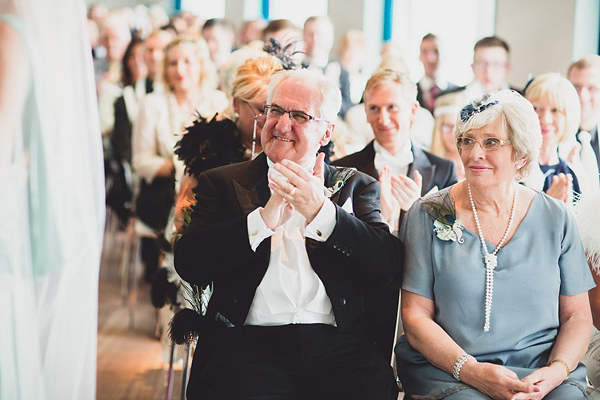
[495,0,599,89]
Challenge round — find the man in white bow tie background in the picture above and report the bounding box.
[334,68,456,362]
[568,55,600,184]
[175,68,403,400]
[335,68,457,233]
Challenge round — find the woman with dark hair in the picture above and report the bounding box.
[132,36,228,281]
[107,37,147,223]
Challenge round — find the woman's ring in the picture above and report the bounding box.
[289,186,296,196]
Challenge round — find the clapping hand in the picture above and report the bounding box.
[546,173,572,204]
[267,152,327,226]
[391,170,423,211]
[379,166,401,225]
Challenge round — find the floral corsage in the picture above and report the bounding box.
[423,192,464,243]
[324,167,356,199]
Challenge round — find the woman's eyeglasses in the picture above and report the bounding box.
[456,136,513,151]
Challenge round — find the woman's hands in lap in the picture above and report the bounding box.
[511,365,567,399]
[461,361,539,400]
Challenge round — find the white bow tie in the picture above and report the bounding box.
[374,148,414,175]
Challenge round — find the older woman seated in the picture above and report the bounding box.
[396,90,594,399]
[524,73,598,203]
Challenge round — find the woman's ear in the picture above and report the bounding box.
[232,97,240,114]
[516,157,527,169]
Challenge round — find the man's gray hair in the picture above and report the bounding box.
[266,69,342,124]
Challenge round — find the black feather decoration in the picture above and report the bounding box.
[168,281,209,345]
[168,308,204,345]
[174,114,246,178]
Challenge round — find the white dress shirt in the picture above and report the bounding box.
[244,163,338,327]
[373,139,414,177]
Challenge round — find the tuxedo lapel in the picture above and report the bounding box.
[362,141,379,179]
[232,153,270,214]
[409,146,435,196]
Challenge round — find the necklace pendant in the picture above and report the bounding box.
[485,253,497,270]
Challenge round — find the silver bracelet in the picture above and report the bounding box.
[452,354,475,381]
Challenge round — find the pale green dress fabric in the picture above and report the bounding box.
[0,2,104,399]
[396,187,594,399]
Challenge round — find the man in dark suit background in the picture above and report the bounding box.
[174,68,402,400]
[416,33,459,114]
[568,55,600,182]
[334,68,456,362]
[441,36,520,101]
[302,16,353,118]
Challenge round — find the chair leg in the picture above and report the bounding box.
[165,340,177,400]
[120,218,135,304]
[180,341,193,400]
[128,234,142,330]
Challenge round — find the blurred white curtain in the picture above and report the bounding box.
[0,0,105,399]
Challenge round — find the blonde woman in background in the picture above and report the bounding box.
[174,55,283,231]
[429,91,470,181]
[524,73,598,204]
[132,36,228,281]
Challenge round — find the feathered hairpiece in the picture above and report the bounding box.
[460,94,499,123]
[263,37,303,70]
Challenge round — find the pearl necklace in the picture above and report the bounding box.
[468,184,517,332]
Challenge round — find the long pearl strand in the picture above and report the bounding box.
[468,184,518,332]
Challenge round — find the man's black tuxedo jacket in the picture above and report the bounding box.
[174,152,403,332]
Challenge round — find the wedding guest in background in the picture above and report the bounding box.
[335,69,456,233]
[262,18,301,48]
[202,18,235,72]
[523,73,597,204]
[132,37,228,282]
[568,55,600,180]
[397,90,593,399]
[338,29,368,105]
[108,37,148,224]
[344,59,436,152]
[443,36,518,100]
[174,68,402,400]
[143,29,174,94]
[237,19,267,47]
[174,55,283,231]
[416,33,459,114]
[96,12,131,137]
[302,16,353,117]
[334,69,456,362]
[429,91,470,181]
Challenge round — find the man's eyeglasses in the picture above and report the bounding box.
[472,61,507,70]
[264,104,330,125]
[456,136,513,151]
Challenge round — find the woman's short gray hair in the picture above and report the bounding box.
[266,69,342,124]
[454,90,542,181]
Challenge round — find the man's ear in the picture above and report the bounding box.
[319,123,334,146]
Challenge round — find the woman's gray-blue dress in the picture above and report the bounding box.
[396,187,594,399]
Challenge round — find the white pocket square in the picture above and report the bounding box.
[341,198,354,214]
